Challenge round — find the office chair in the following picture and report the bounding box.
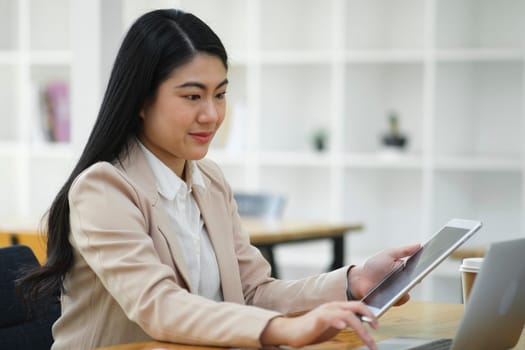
[0,245,60,350]
[234,192,286,220]
[234,192,286,277]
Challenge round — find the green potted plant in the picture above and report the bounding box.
[312,127,329,152]
[381,111,407,150]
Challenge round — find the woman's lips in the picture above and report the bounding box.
[189,131,213,143]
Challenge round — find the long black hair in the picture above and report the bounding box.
[18,9,228,300]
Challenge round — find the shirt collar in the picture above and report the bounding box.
[138,141,207,201]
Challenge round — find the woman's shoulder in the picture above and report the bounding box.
[74,161,122,182]
[69,161,134,197]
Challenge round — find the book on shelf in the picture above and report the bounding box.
[32,80,70,144]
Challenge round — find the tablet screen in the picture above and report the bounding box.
[362,226,474,314]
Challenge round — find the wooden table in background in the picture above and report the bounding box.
[243,219,363,277]
[95,301,525,350]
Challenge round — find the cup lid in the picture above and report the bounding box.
[461,257,484,270]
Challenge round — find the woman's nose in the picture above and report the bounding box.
[198,100,220,123]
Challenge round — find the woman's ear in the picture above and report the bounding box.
[140,97,153,119]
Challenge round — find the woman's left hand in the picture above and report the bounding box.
[347,244,421,303]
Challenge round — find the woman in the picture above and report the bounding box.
[19,9,419,350]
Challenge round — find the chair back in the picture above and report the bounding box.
[0,245,60,350]
[234,192,286,219]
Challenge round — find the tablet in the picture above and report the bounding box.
[361,218,482,320]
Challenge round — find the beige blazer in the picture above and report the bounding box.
[51,141,348,350]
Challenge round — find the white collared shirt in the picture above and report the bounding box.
[138,142,223,301]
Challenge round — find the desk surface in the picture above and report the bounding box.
[96,301,525,350]
[243,219,362,245]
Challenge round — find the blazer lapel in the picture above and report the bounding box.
[118,141,193,292]
[153,206,194,293]
[193,185,245,304]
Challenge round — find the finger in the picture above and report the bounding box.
[339,302,379,329]
[342,309,378,350]
[387,243,421,260]
[394,293,410,306]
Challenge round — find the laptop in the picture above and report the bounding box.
[356,238,525,350]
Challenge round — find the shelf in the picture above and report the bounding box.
[208,150,333,167]
[0,142,22,157]
[434,155,522,172]
[29,51,73,65]
[0,51,19,64]
[29,143,75,159]
[343,152,423,169]
[206,149,249,165]
[259,51,334,65]
[345,50,425,63]
[435,49,524,62]
[0,51,73,65]
[258,151,332,167]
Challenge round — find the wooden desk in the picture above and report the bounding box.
[96,301,525,350]
[243,219,363,277]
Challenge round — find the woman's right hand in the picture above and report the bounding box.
[260,301,378,350]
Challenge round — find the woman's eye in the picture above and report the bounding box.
[186,94,200,101]
[216,91,227,100]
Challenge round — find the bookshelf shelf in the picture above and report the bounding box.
[29,143,75,159]
[0,52,19,63]
[434,156,522,172]
[259,51,334,64]
[0,0,99,225]
[343,153,424,170]
[434,49,525,62]
[345,50,426,63]
[258,151,332,167]
[28,51,73,65]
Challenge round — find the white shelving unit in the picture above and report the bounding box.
[171,0,525,301]
[0,0,101,228]
[1,0,524,302]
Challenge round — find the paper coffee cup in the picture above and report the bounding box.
[459,257,484,304]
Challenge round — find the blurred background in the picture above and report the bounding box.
[0,0,524,303]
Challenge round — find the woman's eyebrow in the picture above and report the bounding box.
[176,78,228,90]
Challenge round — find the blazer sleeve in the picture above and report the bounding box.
[202,160,349,314]
[68,162,280,348]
